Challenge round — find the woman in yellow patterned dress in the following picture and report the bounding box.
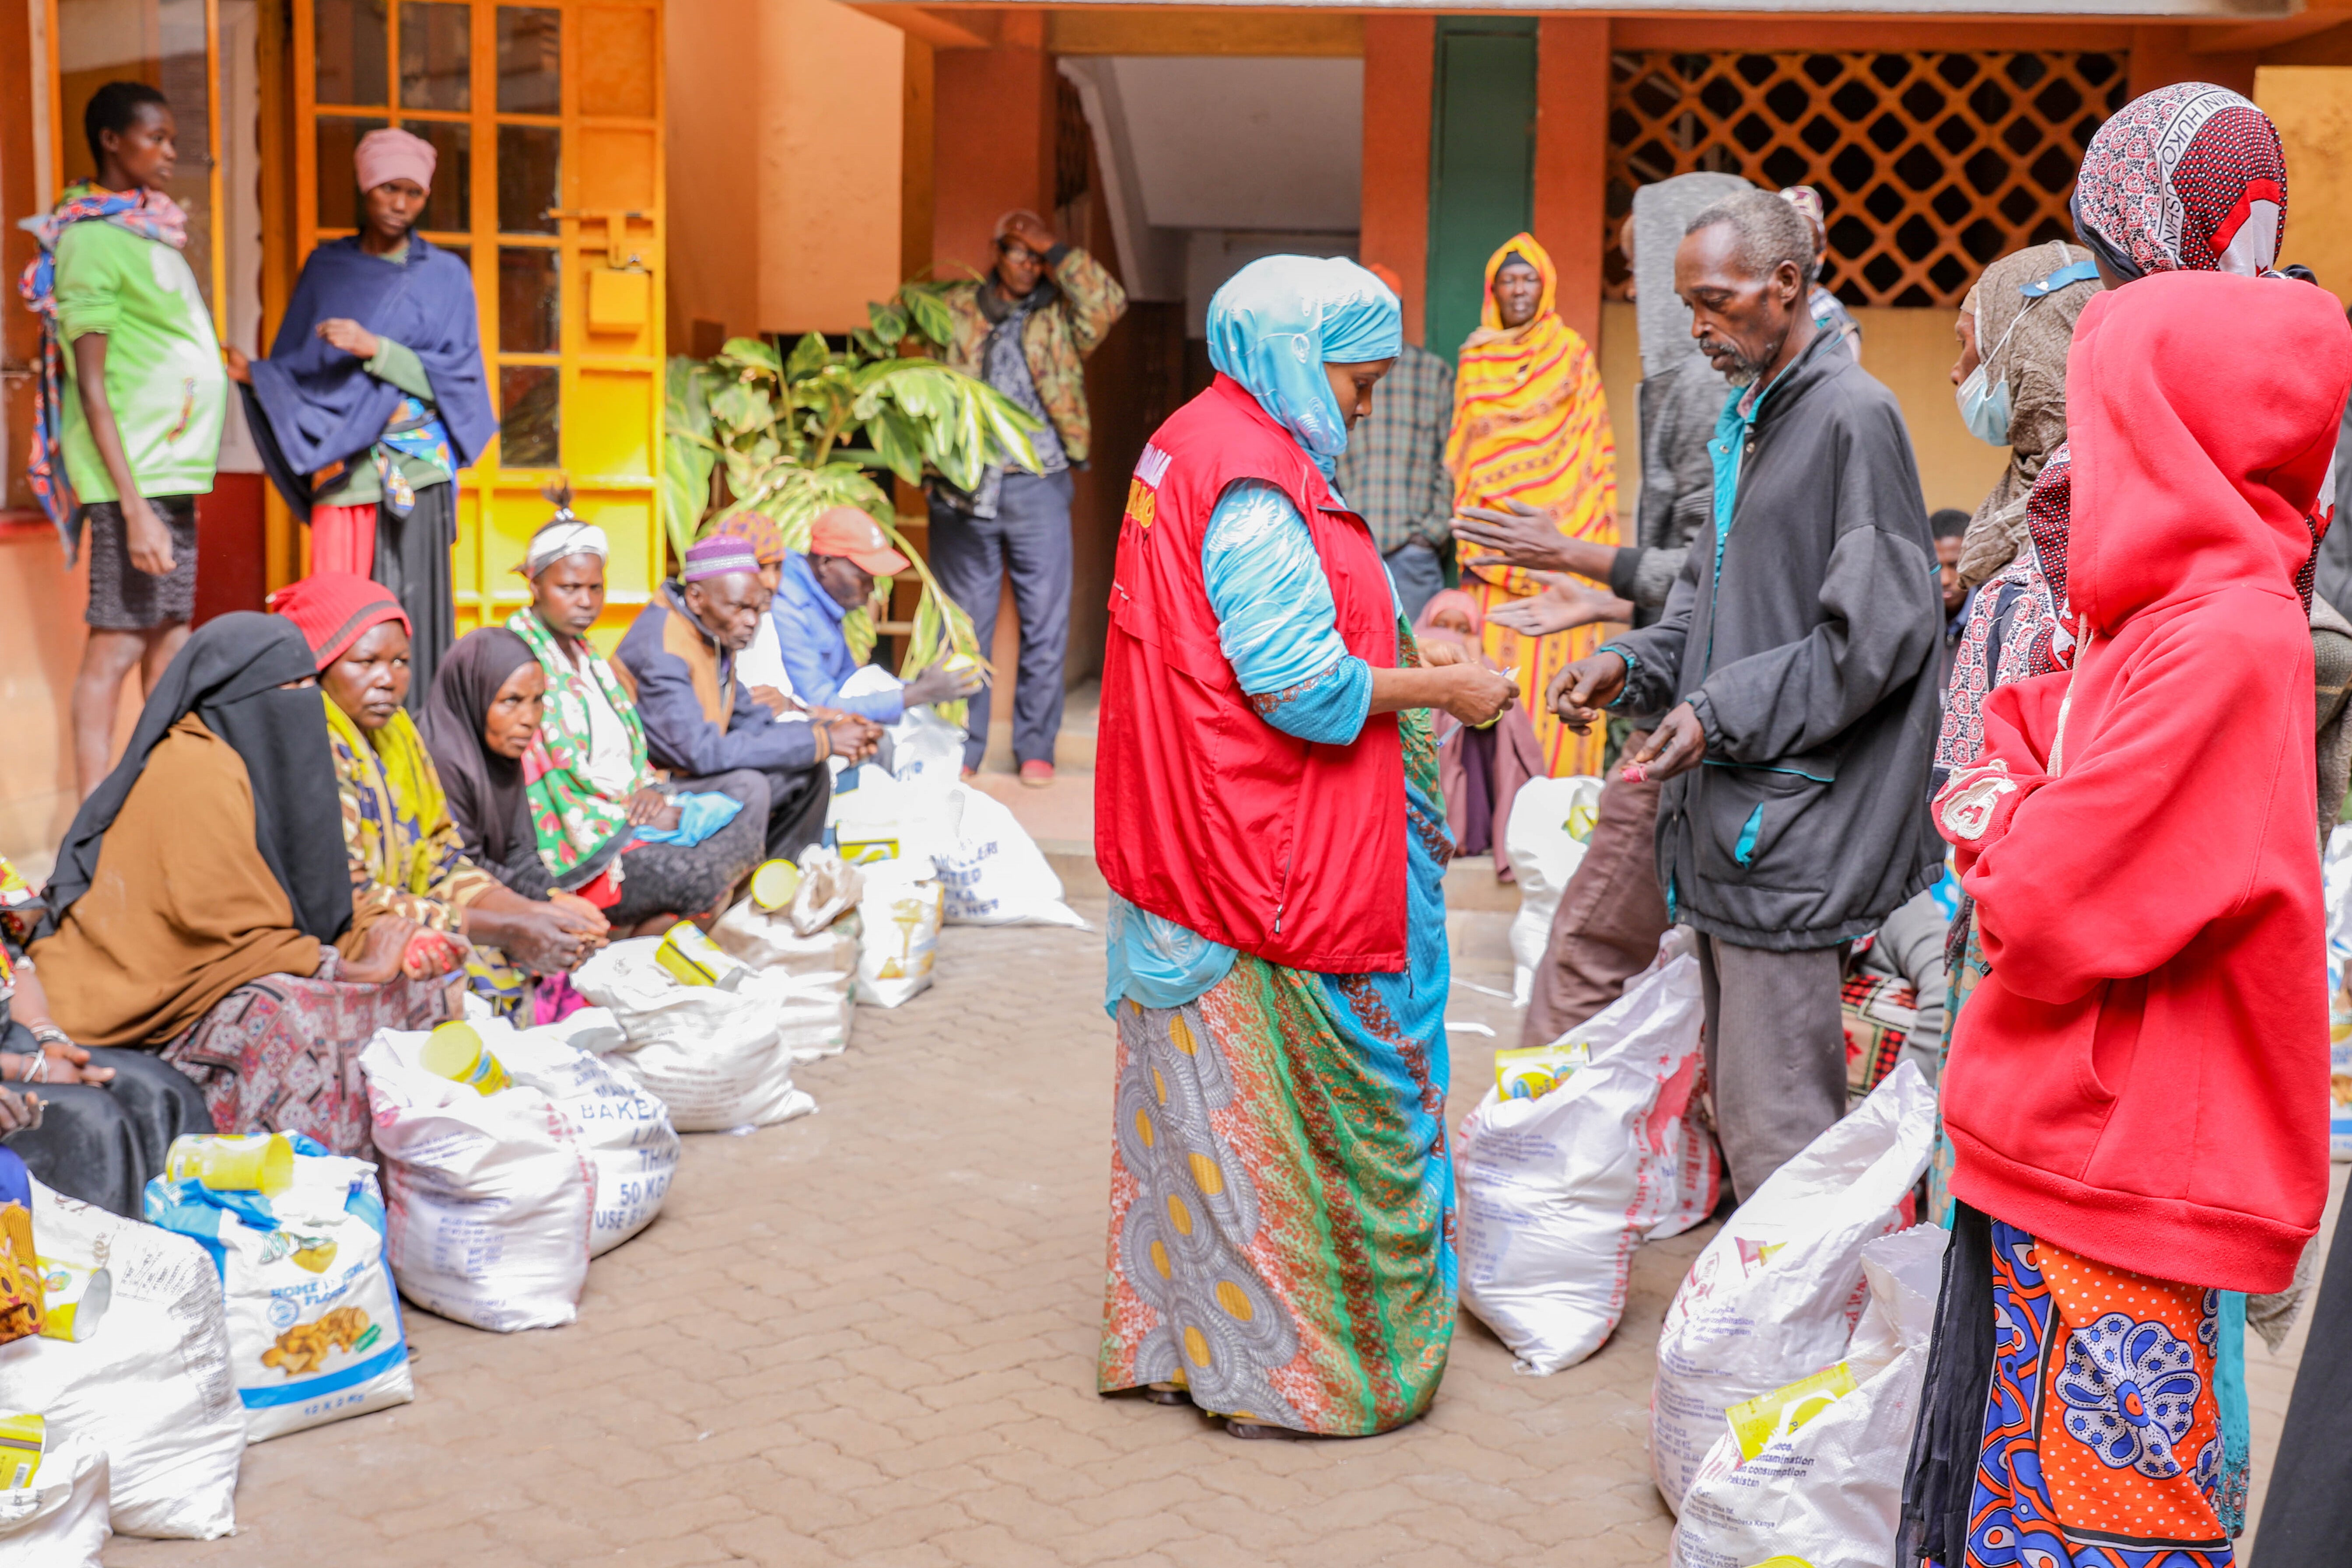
[1445,233,1618,777]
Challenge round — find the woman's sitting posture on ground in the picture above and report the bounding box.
[272,571,607,1018]
[496,510,770,934]
[28,613,448,1160]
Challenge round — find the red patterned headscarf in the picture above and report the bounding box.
[2070,82,2286,281]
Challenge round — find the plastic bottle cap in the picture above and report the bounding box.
[751,858,802,911]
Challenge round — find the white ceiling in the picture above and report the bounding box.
[1104,56,1364,234]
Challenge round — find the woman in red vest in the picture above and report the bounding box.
[1093,256,1516,1437]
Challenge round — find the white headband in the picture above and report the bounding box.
[524,519,609,577]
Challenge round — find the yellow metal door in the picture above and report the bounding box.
[294,0,662,640]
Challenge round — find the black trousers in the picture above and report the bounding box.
[2250,1195,2352,1564]
[760,762,833,862]
[3,1029,217,1218]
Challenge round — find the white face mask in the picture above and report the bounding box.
[1955,358,2012,446]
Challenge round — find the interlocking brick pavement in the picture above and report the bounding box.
[105,904,1708,1567]
[102,892,2335,1567]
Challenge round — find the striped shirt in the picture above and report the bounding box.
[1333,342,1455,555]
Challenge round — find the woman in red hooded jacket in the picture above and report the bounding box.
[1902,270,2351,1568]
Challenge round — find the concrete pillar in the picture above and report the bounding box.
[1534,17,1610,350]
[1361,15,1434,348]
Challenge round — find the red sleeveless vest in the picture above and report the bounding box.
[1095,374,1406,973]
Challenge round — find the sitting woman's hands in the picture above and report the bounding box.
[0,1083,39,1135]
[340,914,423,984]
[9,970,110,1085]
[625,785,683,830]
[902,659,985,707]
[1487,574,1636,637]
[546,891,611,950]
[500,900,607,974]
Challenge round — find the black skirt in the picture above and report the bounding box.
[1899,1199,1997,1568]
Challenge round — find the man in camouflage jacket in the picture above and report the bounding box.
[927,210,1127,783]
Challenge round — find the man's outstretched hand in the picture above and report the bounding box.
[1545,651,1628,733]
[1620,702,1706,782]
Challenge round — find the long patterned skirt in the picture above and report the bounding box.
[1961,1222,2234,1567]
[161,972,455,1158]
[1096,959,1456,1435]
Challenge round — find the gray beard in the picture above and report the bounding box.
[1702,337,1761,386]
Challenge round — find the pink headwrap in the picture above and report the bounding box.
[355,127,436,195]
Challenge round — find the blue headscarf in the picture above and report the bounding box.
[1206,256,1402,477]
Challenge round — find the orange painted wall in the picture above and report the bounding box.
[1361,14,1433,348]
[1535,17,1609,350]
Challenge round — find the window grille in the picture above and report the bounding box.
[1607,51,2128,307]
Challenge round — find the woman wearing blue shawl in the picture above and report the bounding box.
[1095,257,1516,1437]
[228,128,495,708]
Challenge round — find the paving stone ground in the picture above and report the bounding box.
[105,898,2331,1566]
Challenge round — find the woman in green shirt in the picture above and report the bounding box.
[23,82,227,797]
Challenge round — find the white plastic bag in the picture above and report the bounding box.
[1458,936,1720,1374]
[1649,1060,1936,1512]
[0,1432,107,1565]
[572,938,816,1130]
[1505,775,1603,1005]
[362,1028,596,1328]
[492,1011,682,1254]
[2325,824,2352,1159]
[887,700,968,798]
[1672,1225,1948,1568]
[856,864,944,1008]
[934,784,1087,929]
[0,1183,243,1540]
[828,760,954,870]
[144,1138,414,1442]
[712,900,860,1062]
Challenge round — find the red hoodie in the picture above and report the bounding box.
[1933,270,2352,1293]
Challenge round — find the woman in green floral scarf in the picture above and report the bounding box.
[502,507,767,932]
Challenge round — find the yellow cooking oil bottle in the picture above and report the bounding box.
[654,919,746,990]
[750,858,801,911]
[420,1020,511,1096]
[164,1132,295,1195]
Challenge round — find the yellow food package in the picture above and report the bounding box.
[34,1246,110,1344]
[1494,1040,1590,1101]
[164,1132,295,1194]
[1722,1361,1859,1461]
[0,1410,42,1489]
[0,1203,41,1344]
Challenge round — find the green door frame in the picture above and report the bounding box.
[1425,15,1537,365]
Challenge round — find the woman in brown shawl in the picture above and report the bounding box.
[31,612,448,1156]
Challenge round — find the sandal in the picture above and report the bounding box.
[1142,1382,1190,1407]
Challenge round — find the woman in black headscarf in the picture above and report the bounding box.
[421,625,766,934]
[30,613,445,1162]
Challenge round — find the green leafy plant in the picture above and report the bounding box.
[661,283,1043,728]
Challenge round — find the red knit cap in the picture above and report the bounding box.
[266,571,411,670]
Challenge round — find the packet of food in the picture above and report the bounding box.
[1493,1040,1590,1101]
[1722,1359,1859,1461]
[0,1410,42,1489]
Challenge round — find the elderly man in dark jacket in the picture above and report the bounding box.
[1551,188,1943,1200]
[1464,172,1752,1044]
[613,536,878,860]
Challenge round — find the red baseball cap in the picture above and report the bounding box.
[808,507,910,575]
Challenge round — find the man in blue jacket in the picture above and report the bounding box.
[613,536,879,858]
[766,507,982,727]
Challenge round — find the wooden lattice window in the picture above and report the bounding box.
[1607,51,2129,307]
